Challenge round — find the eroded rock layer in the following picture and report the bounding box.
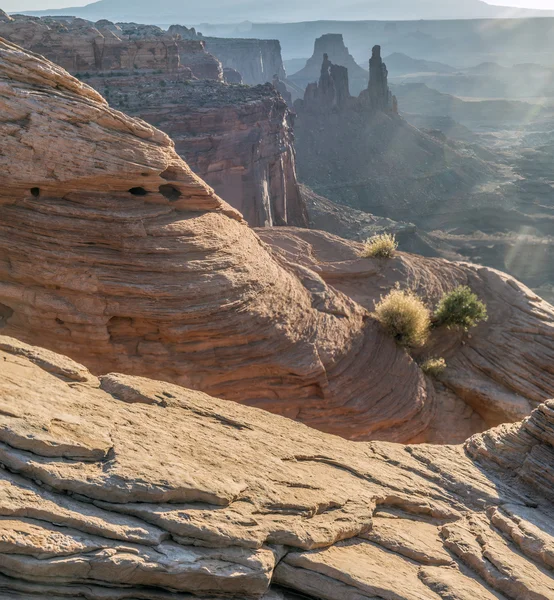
[0,14,223,79]
[0,336,552,600]
[1,39,554,445]
[0,37,432,443]
[258,228,554,442]
[0,16,307,228]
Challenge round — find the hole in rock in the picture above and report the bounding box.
[129,187,148,196]
[159,167,182,180]
[0,303,14,328]
[55,318,65,325]
[159,184,182,202]
[30,187,40,198]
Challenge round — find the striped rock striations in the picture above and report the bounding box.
[0,15,307,228]
[0,37,430,443]
[2,40,554,445]
[0,335,552,599]
[258,228,554,442]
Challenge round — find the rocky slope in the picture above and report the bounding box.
[0,334,552,599]
[0,15,307,228]
[2,38,554,445]
[258,227,554,442]
[294,53,502,225]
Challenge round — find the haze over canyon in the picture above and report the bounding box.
[0,1,554,599]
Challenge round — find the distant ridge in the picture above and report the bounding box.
[19,0,554,25]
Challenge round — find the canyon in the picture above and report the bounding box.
[0,13,306,228]
[0,19,553,600]
[2,38,554,448]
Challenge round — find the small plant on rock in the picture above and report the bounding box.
[434,286,488,331]
[420,357,447,377]
[362,233,398,259]
[374,288,431,348]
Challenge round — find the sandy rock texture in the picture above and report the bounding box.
[0,335,552,599]
[0,37,431,443]
[0,16,307,228]
[1,39,554,445]
[258,228,554,442]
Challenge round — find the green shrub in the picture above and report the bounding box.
[421,357,447,377]
[362,233,398,259]
[374,288,431,347]
[434,286,488,330]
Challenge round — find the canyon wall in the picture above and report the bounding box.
[0,14,223,78]
[2,40,554,446]
[0,15,307,228]
[294,51,496,222]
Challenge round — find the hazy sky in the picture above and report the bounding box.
[3,0,554,12]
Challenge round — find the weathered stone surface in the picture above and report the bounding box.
[257,228,554,441]
[1,38,554,447]
[0,38,431,443]
[0,16,307,228]
[0,15,222,79]
[0,337,551,599]
[101,79,308,227]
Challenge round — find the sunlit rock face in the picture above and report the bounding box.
[2,38,554,447]
[0,15,307,228]
[0,15,223,78]
[0,335,552,599]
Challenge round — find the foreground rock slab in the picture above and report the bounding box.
[0,335,552,599]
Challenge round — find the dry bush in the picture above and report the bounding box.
[434,285,488,331]
[374,288,431,347]
[362,233,398,259]
[421,357,447,377]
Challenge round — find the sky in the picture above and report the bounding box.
[3,0,554,12]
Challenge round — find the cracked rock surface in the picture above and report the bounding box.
[0,335,552,599]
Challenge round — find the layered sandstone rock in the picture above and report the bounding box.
[0,16,306,228]
[0,14,223,79]
[258,227,554,442]
[99,79,307,226]
[0,37,430,443]
[1,39,553,445]
[0,335,552,599]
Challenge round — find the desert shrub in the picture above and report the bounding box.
[374,288,431,347]
[434,286,488,330]
[420,357,447,377]
[362,233,398,259]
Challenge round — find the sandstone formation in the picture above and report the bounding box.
[2,39,554,446]
[0,335,552,599]
[294,53,498,221]
[289,33,370,96]
[0,37,429,443]
[0,16,307,228]
[0,14,223,79]
[258,227,554,442]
